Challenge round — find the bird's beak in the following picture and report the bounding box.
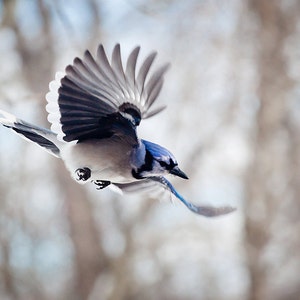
[170,166,189,179]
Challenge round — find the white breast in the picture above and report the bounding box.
[60,138,135,183]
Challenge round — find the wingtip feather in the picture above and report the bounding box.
[188,204,237,217]
[153,176,236,217]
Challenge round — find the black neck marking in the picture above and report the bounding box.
[132,149,153,179]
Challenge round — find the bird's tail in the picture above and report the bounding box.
[0,109,61,157]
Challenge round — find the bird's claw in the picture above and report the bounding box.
[75,167,91,181]
[93,180,111,190]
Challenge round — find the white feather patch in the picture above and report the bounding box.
[46,72,65,142]
[0,109,18,126]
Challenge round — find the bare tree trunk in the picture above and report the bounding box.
[0,236,18,300]
[244,1,298,299]
[2,1,106,298]
[56,162,105,300]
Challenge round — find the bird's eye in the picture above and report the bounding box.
[159,161,168,168]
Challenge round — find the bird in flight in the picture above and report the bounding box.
[0,44,235,217]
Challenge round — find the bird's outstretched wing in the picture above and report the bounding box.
[114,177,236,217]
[46,44,169,144]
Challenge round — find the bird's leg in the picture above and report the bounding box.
[75,167,91,181]
[93,180,111,190]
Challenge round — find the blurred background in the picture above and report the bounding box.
[0,0,300,299]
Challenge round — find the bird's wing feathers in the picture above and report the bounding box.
[114,176,236,217]
[46,44,169,143]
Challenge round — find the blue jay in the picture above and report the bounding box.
[0,44,235,217]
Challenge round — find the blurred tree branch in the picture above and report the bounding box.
[244,1,300,299]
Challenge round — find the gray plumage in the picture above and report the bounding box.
[0,44,235,217]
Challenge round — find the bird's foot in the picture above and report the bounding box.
[93,180,111,190]
[75,167,91,181]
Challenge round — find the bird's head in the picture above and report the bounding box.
[132,140,188,180]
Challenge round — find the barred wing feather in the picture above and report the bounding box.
[46,44,169,143]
